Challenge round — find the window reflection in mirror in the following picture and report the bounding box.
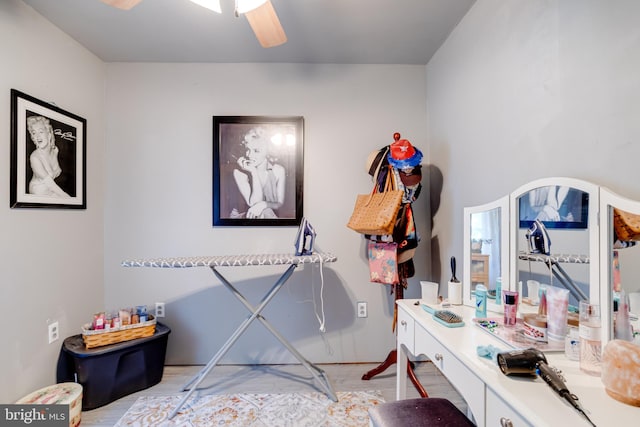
[471,209,500,292]
[463,196,509,310]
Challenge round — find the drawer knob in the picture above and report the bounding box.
[500,417,514,427]
[400,320,407,326]
[434,353,443,361]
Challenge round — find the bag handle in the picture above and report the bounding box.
[371,146,390,184]
[371,166,396,194]
[383,166,397,192]
[364,166,397,207]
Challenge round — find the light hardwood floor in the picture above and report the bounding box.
[81,362,466,426]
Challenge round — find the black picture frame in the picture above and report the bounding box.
[519,186,589,229]
[213,116,303,226]
[10,89,86,209]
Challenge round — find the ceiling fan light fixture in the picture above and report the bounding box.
[189,0,222,13]
[236,0,268,14]
[100,0,143,10]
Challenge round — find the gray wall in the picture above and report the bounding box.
[103,63,429,365]
[0,1,105,403]
[427,0,640,286]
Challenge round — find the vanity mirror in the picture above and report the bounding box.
[464,178,601,315]
[599,188,640,345]
[510,178,600,310]
[463,196,509,311]
[463,178,640,356]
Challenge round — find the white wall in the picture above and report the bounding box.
[426,0,640,288]
[104,63,429,364]
[0,1,105,403]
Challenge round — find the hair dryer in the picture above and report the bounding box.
[497,348,546,375]
[497,348,596,426]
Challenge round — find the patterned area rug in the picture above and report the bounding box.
[115,391,384,427]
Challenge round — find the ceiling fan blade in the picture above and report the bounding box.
[100,0,143,10]
[244,0,287,48]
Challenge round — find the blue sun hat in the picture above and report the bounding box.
[387,137,423,170]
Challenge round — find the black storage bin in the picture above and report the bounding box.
[56,322,170,410]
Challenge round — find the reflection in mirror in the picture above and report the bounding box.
[600,189,640,346]
[463,196,509,311]
[510,178,600,313]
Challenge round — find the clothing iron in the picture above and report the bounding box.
[526,219,551,255]
[294,217,316,256]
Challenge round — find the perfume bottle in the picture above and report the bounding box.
[503,290,518,326]
[579,301,602,376]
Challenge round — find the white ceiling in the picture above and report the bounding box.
[22,0,475,64]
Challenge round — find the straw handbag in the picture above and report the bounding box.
[347,167,403,235]
[613,208,640,241]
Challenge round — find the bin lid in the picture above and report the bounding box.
[62,322,170,357]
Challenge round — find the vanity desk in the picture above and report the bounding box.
[396,299,638,427]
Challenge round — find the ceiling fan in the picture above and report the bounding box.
[100,0,287,48]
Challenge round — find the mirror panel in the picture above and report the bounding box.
[599,188,640,346]
[463,196,509,311]
[509,178,600,312]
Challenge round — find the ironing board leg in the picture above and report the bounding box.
[254,312,337,401]
[548,260,588,302]
[168,264,297,420]
[212,266,338,402]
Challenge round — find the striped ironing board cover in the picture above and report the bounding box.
[518,252,589,264]
[122,252,337,268]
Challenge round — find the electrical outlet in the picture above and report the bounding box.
[357,301,368,318]
[155,302,165,318]
[48,321,59,344]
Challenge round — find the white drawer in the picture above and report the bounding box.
[397,306,415,355]
[415,326,485,425]
[486,388,531,427]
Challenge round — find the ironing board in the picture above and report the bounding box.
[518,252,589,302]
[122,252,338,419]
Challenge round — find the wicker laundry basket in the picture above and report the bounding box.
[81,315,156,348]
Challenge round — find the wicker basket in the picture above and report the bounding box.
[82,315,156,349]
